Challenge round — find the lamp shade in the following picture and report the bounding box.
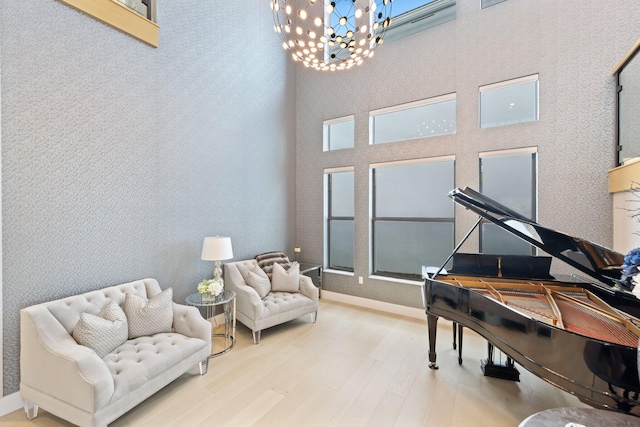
[201,236,234,261]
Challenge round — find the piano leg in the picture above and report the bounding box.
[458,324,463,365]
[427,314,439,370]
[452,322,457,349]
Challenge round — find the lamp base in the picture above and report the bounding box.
[214,260,223,282]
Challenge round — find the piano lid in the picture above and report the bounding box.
[449,187,625,287]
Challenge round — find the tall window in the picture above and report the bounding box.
[479,74,539,128]
[371,157,455,280]
[323,115,354,151]
[370,94,456,145]
[479,148,537,255]
[325,168,354,271]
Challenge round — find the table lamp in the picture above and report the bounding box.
[201,236,234,282]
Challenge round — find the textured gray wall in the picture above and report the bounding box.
[295,1,640,307]
[1,0,296,394]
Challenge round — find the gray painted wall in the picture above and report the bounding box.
[295,1,640,307]
[1,0,296,394]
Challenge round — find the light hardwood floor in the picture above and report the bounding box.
[1,299,588,426]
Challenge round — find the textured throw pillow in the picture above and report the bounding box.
[255,251,291,279]
[72,301,128,358]
[123,287,174,339]
[246,269,271,298]
[271,262,300,293]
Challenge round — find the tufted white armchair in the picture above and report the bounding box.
[224,259,319,344]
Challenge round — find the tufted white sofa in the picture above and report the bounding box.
[20,278,211,427]
[225,259,319,344]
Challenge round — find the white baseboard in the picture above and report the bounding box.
[0,391,23,417]
[321,290,426,320]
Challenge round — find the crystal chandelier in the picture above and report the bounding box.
[271,0,393,71]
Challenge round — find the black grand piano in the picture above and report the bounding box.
[423,187,640,415]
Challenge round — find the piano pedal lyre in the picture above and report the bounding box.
[480,342,520,381]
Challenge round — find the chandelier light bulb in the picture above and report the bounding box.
[272,0,393,71]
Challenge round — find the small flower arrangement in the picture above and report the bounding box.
[621,248,640,296]
[197,278,223,297]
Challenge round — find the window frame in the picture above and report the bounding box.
[323,115,355,151]
[478,147,538,255]
[324,166,355,273]
[480,0,507,9]
[369,93,457,145]
[370,156,456,280]
[383,0,457,43]
[479,74,539,129]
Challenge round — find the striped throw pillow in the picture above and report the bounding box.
[255,251,291,279]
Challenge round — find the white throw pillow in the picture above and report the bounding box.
[246,270,271,298]
[72,301,128,358]
[123,287,174,339]
[271,262,300,293]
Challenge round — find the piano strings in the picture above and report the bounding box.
[441,275,640,348]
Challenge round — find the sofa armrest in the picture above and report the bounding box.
[172,303,212,343]
[20,307,114,413]
[225,262,265,319]
[299,275,319,302]
[232,282,265,319]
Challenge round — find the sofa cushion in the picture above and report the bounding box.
[72,301,128,358]
[262,292,312,318]
[103,333,209,403]
[246,270,271,298]
[271,262,300,292]
[124,287,173,339]
[255,251,291,279]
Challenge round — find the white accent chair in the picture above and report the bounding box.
[224,259,319,343]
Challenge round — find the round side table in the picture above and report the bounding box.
[519,407,639,427]
[186,290,236,358]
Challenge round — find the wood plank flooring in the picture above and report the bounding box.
[0,299,588,426]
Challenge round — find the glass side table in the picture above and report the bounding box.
[298,263,323,297]
[186,290,236,358]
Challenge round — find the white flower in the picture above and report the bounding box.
[207,280,223,296]
[197,278,223,296]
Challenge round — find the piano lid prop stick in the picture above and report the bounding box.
[431,216,483,280]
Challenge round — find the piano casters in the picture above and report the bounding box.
[481,342,520,381]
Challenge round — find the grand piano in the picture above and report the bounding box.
[423,187,640,415]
